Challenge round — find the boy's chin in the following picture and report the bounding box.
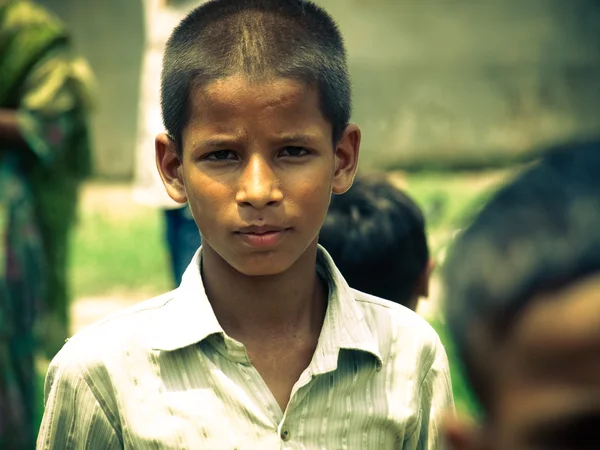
[204,238,318,278]
[230,254,297,277]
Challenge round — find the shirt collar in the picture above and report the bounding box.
[311,247,383,374]
[150,246,383,371]
[149,249,223,352]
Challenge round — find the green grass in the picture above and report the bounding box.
[404,169,513,232]
[68,199,171,298]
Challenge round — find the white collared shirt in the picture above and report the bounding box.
[37,247,453,449]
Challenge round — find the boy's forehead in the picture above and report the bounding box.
[183,74,331,144]
[193,75,314,111]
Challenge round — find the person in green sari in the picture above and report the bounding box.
[0,0,93,447]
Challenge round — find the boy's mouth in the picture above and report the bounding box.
[236,225,288,234]
[235,225,291,247]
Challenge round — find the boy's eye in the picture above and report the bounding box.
[204,150,237,161]
[279,146,309,157]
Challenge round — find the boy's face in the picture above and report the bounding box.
[447,273,600,450]
[156,75,360,276]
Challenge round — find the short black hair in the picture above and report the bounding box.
[161,0,351,156]
[319,174,429,307]
[444,140,600,403]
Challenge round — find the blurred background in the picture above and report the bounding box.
[24,0,600,430]
[39,0,600,175]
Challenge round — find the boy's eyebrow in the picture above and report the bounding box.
[198,137,241,149]
[195,133,320,149]
[276,133,319,145]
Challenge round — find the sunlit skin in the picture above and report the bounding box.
[446,273,600,450]
[155,75,360,411]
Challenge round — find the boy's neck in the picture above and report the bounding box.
[200,241,327,342]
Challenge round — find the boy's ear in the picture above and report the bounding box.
[415,258,436,298]
[156,133,188,204]
[444,414,488,450]
[331,123,361,194]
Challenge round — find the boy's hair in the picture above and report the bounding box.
[161,0,350,156]
[319,174,429,307]
[443,141,600,403]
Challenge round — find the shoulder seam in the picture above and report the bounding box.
[355,297,394,309]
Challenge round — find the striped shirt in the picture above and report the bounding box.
[37,247,454,449]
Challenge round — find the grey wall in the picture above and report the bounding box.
[38,0,144,178]
[328,0,600,169]
[40,0,600,176]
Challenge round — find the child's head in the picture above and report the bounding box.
[319,174,433,310]
[155,0,360,277]
[160,0,351,155]
[443,141,600,450]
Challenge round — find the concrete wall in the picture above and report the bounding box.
[38,0,144,178]
[331,0,600,169]
[39,0,600,176]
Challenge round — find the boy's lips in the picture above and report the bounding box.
[236,224,290,234]
[234,225,291,248]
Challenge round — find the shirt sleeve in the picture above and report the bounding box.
[405,335,455,450]
[36,352,122,449]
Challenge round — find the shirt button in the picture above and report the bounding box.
[281,429,291,441]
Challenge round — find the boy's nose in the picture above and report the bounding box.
[236,155,283,208]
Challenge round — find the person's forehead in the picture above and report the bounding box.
[192,75,315,112]
[489,274,600,425]
[469,274,600,372]
[508,399,600,449]
[509,273,600,367]
[183,75,331,147]
[185,75,327,129]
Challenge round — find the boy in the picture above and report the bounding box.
[319,174,434,311]
[38,1,453,448]
[442,142,600,450]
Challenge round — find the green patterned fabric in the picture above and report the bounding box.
[0,1,93,447]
